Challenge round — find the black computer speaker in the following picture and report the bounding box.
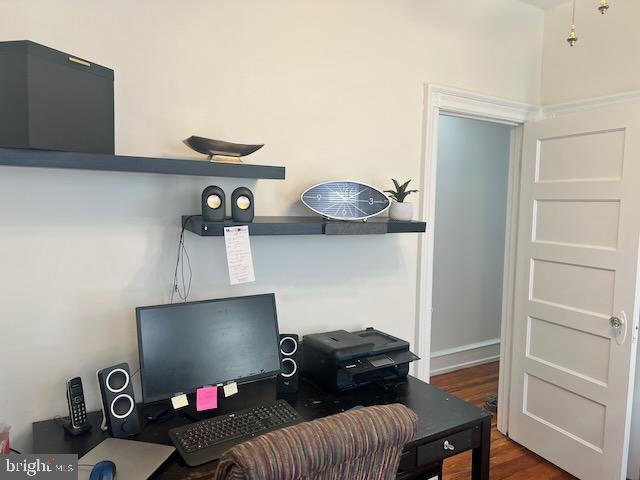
[277,334,300,393]
[202,185,226,222]
[231,187,254,223]
[97,363,141,438]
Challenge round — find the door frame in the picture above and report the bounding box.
[415,84,540,434]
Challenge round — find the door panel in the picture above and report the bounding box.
[537,129,625,182]
[524,373,606,451]
[527,317,610,384]
[530,258,615,315]
[533,199,620,249]
[508,104,640,480]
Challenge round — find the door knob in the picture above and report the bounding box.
[610,316,625,329]
[444,440,455,451]
[610,312,628,345]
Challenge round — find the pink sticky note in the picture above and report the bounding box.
[196,386,218,412]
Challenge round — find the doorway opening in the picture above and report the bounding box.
[429,114,511,384]
[416,84,537,434]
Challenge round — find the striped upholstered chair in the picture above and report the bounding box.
[213,403,417,480]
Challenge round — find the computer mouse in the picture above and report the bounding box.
[89,460,116,480]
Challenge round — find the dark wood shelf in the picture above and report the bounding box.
[183,215,427,236]
[0,147,285,179]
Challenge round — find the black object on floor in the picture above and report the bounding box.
[484,394,498,413]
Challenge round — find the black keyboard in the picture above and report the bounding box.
[169,400,303,466]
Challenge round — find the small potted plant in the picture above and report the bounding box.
[385,179,418,221]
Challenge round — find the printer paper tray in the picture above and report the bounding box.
[337,350,420,375]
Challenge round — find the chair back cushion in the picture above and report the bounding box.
[214,403,418,480]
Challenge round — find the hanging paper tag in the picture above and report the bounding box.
[224,225,255,285]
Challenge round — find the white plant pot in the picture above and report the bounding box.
[389,201,413,221]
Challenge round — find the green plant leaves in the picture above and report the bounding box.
[386,179,417,203]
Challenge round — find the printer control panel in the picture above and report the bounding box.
[341,355,396,374]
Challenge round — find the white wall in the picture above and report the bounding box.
[541,0,640,104]
[0,0,544,452]
[430,115,511,374]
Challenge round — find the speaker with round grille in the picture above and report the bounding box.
[231,187,254,223]
[202,185,226,222]
[277,334,300,393]
[97,362,141,438]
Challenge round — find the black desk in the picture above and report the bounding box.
[33,376,491,479]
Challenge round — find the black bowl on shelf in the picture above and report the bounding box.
[183,135,264,161]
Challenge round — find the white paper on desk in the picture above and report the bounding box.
[224,225,256,285]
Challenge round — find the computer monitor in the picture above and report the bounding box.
[136,293,281,404]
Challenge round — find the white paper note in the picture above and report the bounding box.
[223,382,239,397]
[224,225,256,285]
[171,393,188,409]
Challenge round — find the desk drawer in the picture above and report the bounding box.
[417,426,480,465]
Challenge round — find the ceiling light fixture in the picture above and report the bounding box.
[598,0,610,14]
[567,0,578,46]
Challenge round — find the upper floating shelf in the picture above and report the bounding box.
[0,148,286,180]
[183,215,427,236]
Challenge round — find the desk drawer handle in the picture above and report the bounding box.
[443,440,455,451]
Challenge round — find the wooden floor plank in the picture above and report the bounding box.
[430,361,576,479]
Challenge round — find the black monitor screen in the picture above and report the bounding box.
[136,294,281,403]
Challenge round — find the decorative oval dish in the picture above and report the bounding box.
[183,135,264,160]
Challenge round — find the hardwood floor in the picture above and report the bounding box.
[430,362,576,479]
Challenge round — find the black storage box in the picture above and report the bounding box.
[0,40,114,154]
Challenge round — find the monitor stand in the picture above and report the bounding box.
[142,377,279,424]
[143,401,199,424]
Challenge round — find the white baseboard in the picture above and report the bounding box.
[430,338,501,376]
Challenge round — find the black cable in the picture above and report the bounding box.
[9,448,21,454]
[145,405,173,423]
[171,216,196,303]
[180,410,200,423]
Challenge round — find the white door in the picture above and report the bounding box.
[508,104,640,480]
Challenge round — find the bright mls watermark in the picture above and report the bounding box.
[0,455,77,479]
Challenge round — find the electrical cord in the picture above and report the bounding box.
[95,366,109,431]
[170,216,196,303]
[144,406,173,423]
[9,448,21,454]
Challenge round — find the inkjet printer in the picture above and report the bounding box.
[302,327,420,392]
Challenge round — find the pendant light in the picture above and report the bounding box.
[598,0,610,14]
[567,0,578,46]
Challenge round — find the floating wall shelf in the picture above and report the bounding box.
[0,148,286,179]
[183,215,427,236]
